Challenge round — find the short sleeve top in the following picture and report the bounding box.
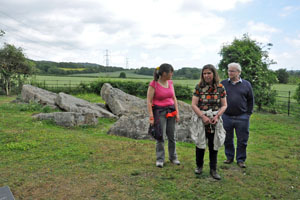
[193,83,226,111]
[149,80,175,107]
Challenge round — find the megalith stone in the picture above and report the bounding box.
[21,84,58,109]
[100,83,148,116]
[55,92,117,119]
[33,112,98,127]
[103,83,195,142]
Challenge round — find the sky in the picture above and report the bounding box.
[0,0,300,70]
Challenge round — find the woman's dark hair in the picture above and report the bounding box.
[153,63,174,81]
[199,64,220,88]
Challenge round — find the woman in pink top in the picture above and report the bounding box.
[147,63,180,168]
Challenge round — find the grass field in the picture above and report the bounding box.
[59,68,86,71]
[68,70,154,79]
[0,95,299,199]
[29,75,297,93]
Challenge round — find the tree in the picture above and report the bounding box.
[0,30,5,37]
[0,43,35,95]
[119,72,126,78]
[293,83,300,104]
[276,68,289,84]
[219,34,277,110]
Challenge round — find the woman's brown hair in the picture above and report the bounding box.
[153,63,174,81]
[199,64,220,88]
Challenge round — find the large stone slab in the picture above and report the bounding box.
[100,83,148,116]
[103,83,195,142]
[33,112,98,127]
[55,92,117,119]
[108,114,194,142]
[21,84,58,109]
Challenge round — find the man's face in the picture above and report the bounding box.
[228,66,240,80]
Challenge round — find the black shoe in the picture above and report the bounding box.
[237,162,246,168]
[223,159,233,164]
[210,169,221,180]
[194,167,203,175]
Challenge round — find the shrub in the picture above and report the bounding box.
[293,83,300,104]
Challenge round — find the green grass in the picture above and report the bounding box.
[0,95,299,199]
[59,68,86,71]
[69,70,154,79]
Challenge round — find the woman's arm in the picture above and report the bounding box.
[172,86,180,122]
[191,96,211,125]
[211,97,227,124]
[147,86,155,125]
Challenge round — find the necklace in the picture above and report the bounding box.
[158,80,168,88]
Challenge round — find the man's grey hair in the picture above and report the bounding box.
[228,62,242,72]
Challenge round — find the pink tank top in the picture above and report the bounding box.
[149,80,175,107]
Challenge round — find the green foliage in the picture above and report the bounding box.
[33,60,126,75]
[174,67,201,79]
[0,43,36,95]
[276,68,289,84]
[30,79,193,100]
[219,34,277,110]
[134,67,154,76]
[0,29,5,36]
[119,72,127,78]
[135,67,202,79]
[293,83,300,104]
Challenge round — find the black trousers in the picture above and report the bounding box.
[196,132,218,170]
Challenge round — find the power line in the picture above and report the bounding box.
[104,49,110,67]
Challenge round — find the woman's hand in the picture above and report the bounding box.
[211,115,219,124]
[175,114,180,122]
[201,115,211,125]
[149,117,154,125]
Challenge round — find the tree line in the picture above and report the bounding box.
[33,60,124,75]
[1,30,300,107]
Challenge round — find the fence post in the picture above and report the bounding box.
[288,91,291,116]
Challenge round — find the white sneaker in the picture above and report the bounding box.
[170,159,180,165]
[156,161,164,168]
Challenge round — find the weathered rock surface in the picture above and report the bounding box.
[21,84,58,109]
[108,114,194,142]
[101,83,148,116]
[33,112,98,127]
[55,92,117,119]
[102,83,195,142]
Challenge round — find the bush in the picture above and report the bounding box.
[119,72,126,78]
[293,83,300,104]
[30,80,193,100]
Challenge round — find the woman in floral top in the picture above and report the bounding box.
[191,64,227,180]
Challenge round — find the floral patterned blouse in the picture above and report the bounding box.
[193,83,226,111]
[193,83,226,134]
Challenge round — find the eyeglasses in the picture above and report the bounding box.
[228,70,238,73]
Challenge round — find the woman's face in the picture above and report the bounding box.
[162,71,173,80]
[202,69,214,84]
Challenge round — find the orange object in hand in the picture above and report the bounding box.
[165,110,178,118]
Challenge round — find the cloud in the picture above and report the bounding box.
[181,0,252,12]
[285,35,300,47]
[280,6,300,17]
[247,21,280,33]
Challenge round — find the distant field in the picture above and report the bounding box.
[29,76,297,93]
[69,70,153,79]
[59,68,86,71]
[272,84,297,93]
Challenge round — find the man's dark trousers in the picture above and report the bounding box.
[222,113,250,163]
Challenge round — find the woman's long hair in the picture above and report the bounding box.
[199,64,220,88]
[153,63,174,81]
